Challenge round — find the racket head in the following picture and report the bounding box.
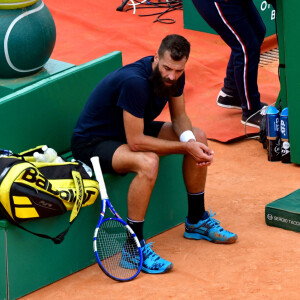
[93,218,143,282]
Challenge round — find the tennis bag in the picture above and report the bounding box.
[0,147,99,244]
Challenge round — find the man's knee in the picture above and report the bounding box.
[235,39,260,65]
[136,152,159,181]
[193,127,208,144]
[245,38,262,62]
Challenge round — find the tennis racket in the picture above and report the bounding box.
[90,156,143,281]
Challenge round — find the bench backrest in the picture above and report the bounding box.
[0,51,122,154]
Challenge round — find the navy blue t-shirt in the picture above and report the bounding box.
[73,56,185,140]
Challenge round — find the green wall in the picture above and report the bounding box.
[183,0,276,37]
[275,0,300,163]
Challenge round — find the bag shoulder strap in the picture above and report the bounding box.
[18,145,44,156]
[5,217,71,244]
[2,169,85,244]
[70,170,85,223]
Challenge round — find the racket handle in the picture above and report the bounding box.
[90,156,108,200]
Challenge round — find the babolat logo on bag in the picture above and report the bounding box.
[19,166,96,205]
[0,147,99,244]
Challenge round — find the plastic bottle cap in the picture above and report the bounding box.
[281,107,288,117]
[266,106,279,115]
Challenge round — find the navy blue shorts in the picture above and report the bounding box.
[71,121,165,174]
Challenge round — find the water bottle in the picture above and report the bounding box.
[42,145,57,162]
[72,159,93,177]
[82,162,93,177]
[33,152,48,162]
[0,149,13,157]
[280,107,291,164]
[53,156,65,163]
[266,106,281,161]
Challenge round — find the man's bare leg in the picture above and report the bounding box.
[158,122,237,243]
[157,122,208,193]
[111,145,159,221]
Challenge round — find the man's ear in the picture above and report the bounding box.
[154,52,159,64]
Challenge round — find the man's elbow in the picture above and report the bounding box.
[127,139,141,152]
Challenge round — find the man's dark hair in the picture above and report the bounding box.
[158,34,190,61]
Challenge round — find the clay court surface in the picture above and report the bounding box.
[20,1,300,299]
[21,139,300,300]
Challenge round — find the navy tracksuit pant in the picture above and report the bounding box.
[192,0,266,117]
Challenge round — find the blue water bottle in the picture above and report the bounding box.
[280,107,291,164]
[266,106,281,161]
[0,149,13,157]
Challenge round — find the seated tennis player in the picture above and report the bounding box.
[71,34,237,274]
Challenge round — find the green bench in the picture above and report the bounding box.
[0,52,186,299]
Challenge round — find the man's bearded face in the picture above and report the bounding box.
[149,63,184,99]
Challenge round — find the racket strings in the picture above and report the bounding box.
[96,219,141,280]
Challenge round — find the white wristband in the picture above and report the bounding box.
[179,130,196,142]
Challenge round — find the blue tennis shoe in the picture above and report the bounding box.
[184,209,237,244]
[120,247,141,270]
[120,240,173,274]
[140,240,173,274]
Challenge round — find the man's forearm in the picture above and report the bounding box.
[128,134,187,155]
[171,113,193,138]
[128,134,213,165]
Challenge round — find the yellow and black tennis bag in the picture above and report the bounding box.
[0,147,99,244]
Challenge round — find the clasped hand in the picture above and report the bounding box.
[185,140,214,167]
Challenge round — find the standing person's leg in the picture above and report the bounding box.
[245,1,266,48]
[192,0,267,127]
[192,0,241,109]
[209,2,267,122]
[157,122,237,244]
[219,1,265,112]
[219,52,242,108]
